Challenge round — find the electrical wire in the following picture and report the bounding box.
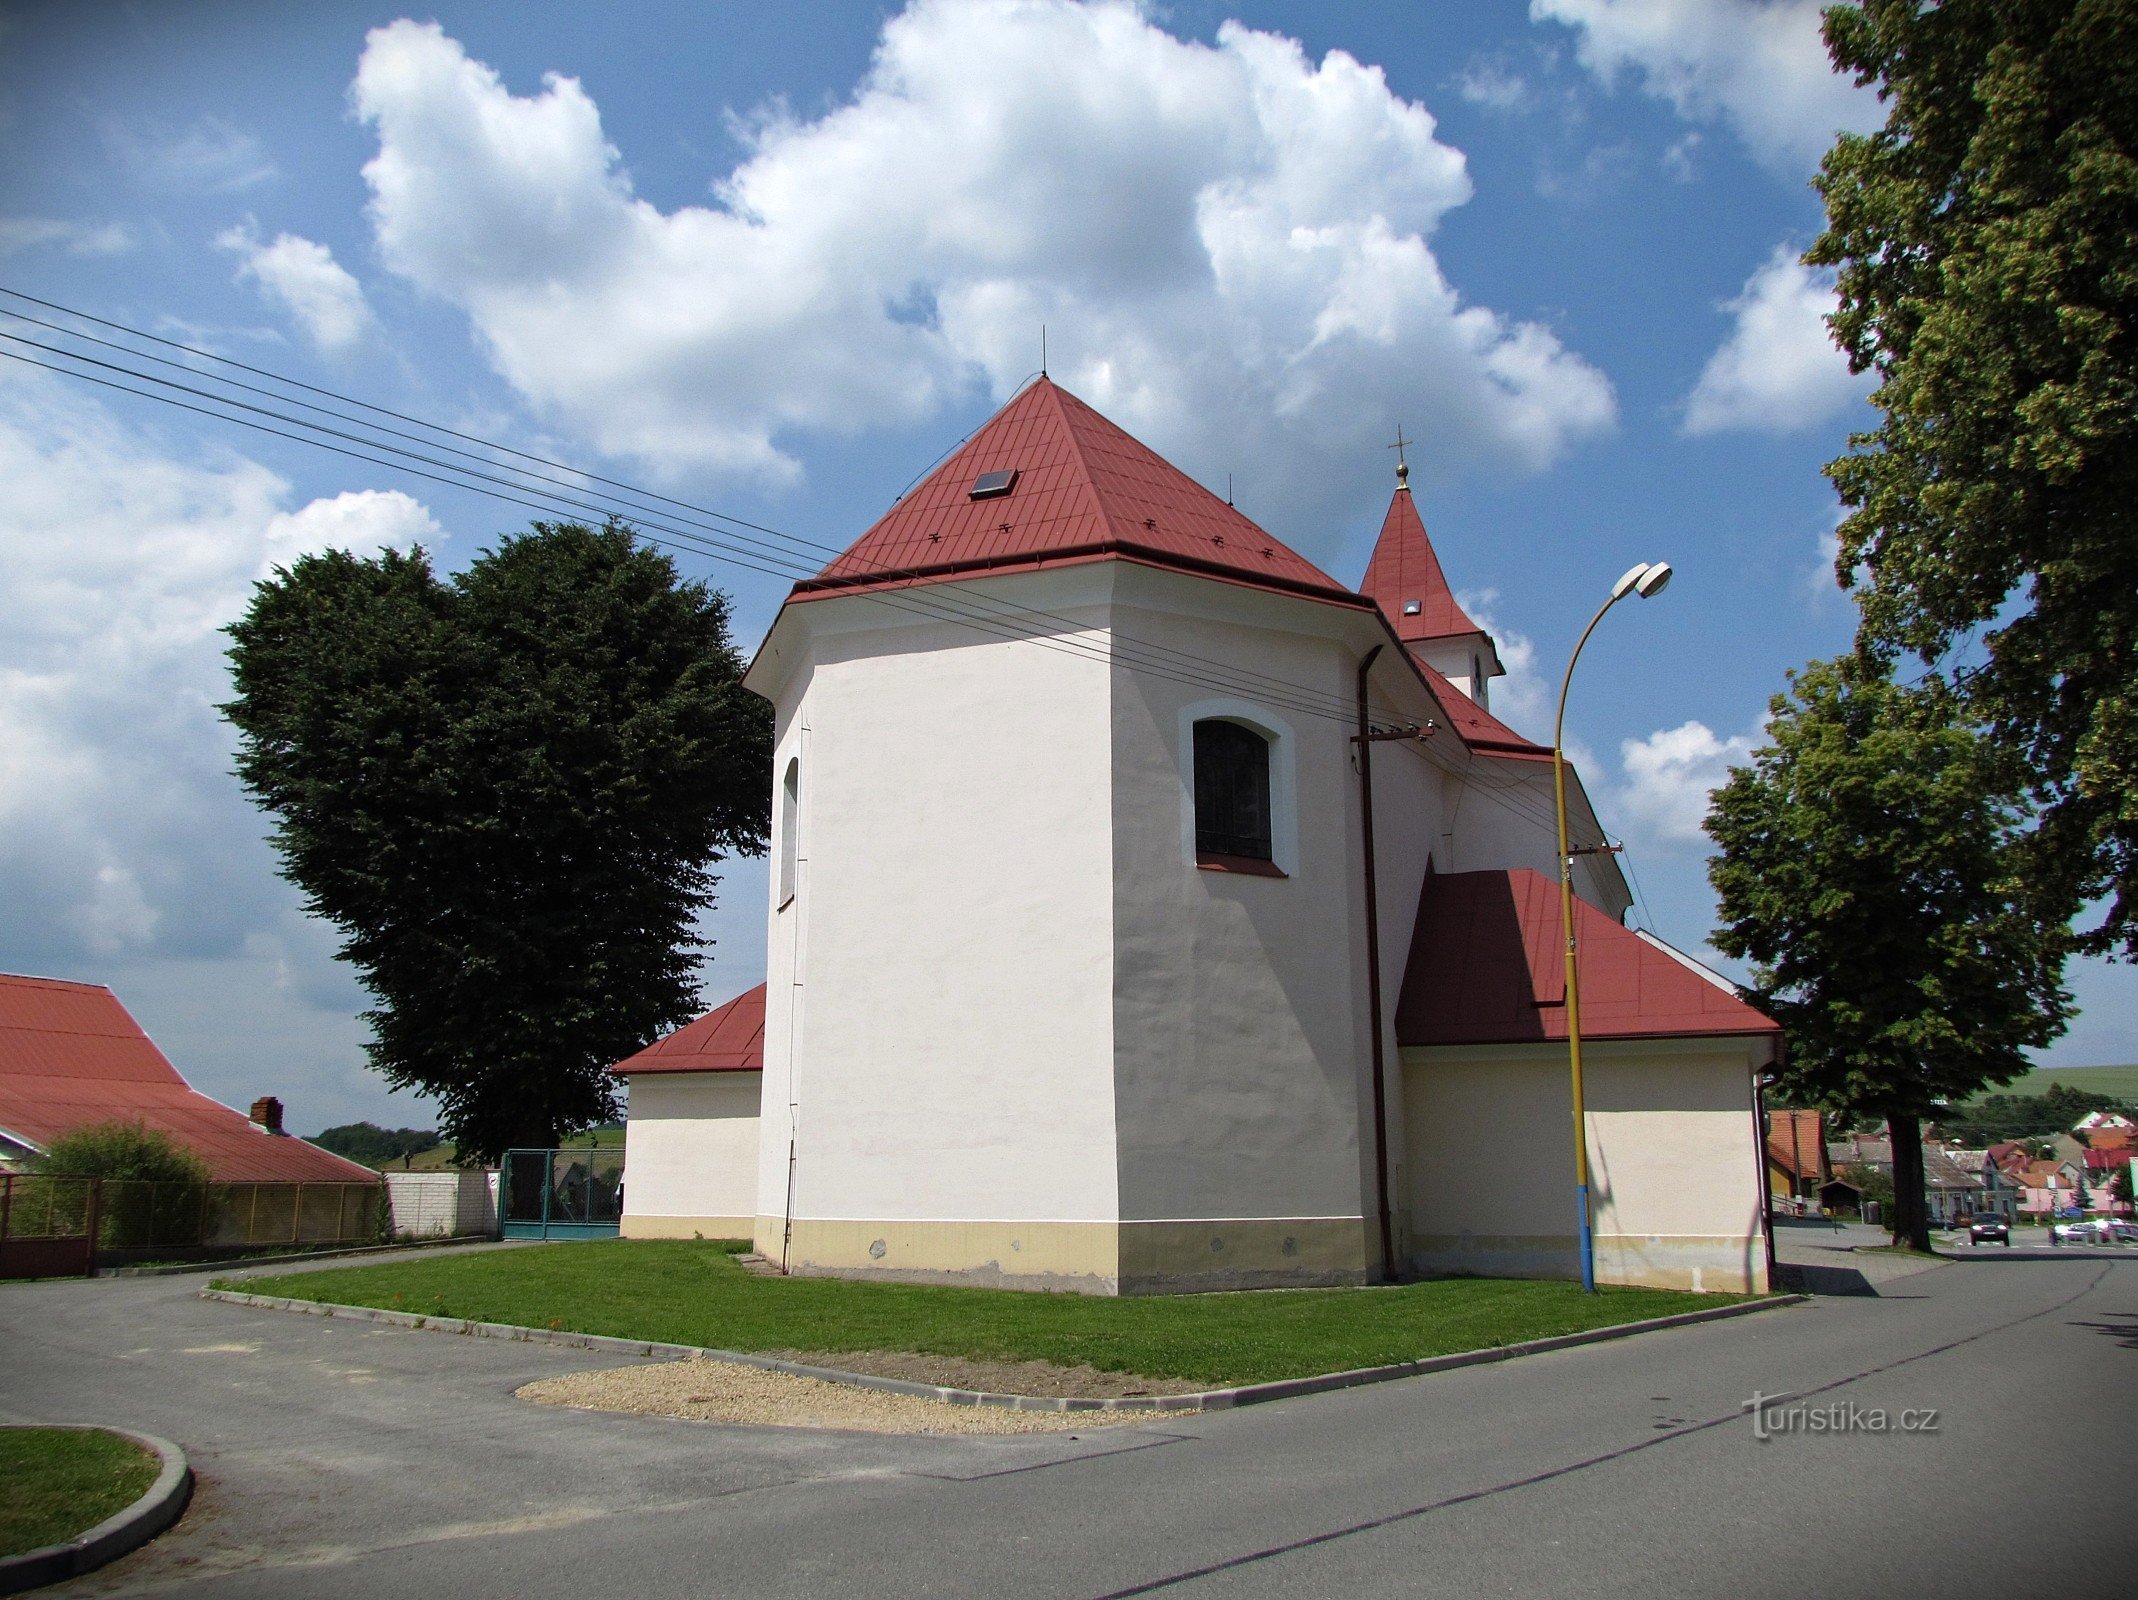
[0,293,1440,733]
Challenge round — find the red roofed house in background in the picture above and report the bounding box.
[627,377,1778,1293]
[0,972,375,1185]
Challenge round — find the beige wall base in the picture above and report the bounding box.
[1408,1232,1770,1295]
[1116,1218,1371,1295]
[753,1215,1373,1296]
[621,1214,755,1241]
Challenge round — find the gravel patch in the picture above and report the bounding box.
[760,1349,1205,1398]
[518,1358,1184,1434]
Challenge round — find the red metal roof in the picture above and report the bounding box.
[610,984,766,1075]
[1411,659,1553,760]
[1395,869,1780,1047]
[1359,486,1486,645]
[0,973,378,1184]
[793,379,1366,611]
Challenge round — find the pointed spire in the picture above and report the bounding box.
[1358,484,1485,645]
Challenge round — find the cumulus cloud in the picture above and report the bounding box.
[0,368,437,970]
[1615,719,1759,845]
[349,4,1614,532]
[1532,0,1881,174]
[218,226,376,353]
[0,217,135,257]
[1683,245,1872,434]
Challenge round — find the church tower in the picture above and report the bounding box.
[1357,461,1505,710]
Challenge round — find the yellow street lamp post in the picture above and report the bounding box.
[1552,559,1673,1294]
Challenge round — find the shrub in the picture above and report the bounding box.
[30,1120,210,1185]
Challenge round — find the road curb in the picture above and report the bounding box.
[199,1287,1806,1414]
[0,1426,191,1596]
[105,1234,509,1278]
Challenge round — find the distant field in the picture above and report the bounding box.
[360,1127,626,1172]
[1973,1064,2138,1103]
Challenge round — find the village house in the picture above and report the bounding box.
[0,972,375,1187]
[619,378,1781,1295]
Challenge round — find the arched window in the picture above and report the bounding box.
[778,757,800,907]
[1194,719,1272,863]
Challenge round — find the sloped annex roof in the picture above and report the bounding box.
[1358,483,1487,646]
[610,984,766,1075]
[1412,660,1553,760]
[1395,869,1780,1047]
[0,973,377,1183]
[792,378,1367,612]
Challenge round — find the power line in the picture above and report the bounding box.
[0,289,1443,734]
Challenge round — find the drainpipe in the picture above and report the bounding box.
[1354,645,1396,1283]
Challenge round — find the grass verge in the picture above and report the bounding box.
[0,1428,158,1558]
[223,1239,1756,1387]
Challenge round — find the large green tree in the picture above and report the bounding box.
[1706,657,2070,1249]
[225,521,772,1162]
[1810,0,2138,955]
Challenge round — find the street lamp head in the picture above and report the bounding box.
[1633,560,1673,599]
[1609,562,1652,600]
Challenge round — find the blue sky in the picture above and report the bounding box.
[2,0,2127,1135]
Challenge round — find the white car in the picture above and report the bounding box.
[2053,1219,2130,1244]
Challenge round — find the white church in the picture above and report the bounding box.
[613,378,1780,1296]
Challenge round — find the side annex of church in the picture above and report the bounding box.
[615,378,1779,1296]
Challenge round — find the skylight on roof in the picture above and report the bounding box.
[1403,600,1422,616]
[968,468,1018,500]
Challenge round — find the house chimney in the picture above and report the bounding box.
[249,1096,284,1135]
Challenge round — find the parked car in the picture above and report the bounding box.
[1968,1215,2010,1245]
[2055,1219,2108,1244]
[2101,1219,2138,1244]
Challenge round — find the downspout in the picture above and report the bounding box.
[1355,645,1396,1282]
[1752,1064,1778,1290]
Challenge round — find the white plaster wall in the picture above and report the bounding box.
[750,570,1122,1228]
[1401,1038,1768,1286]
[1108,566,1409,1227]
[621,1072,761,1223]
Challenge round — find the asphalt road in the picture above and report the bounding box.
[4,1248,2132,1599]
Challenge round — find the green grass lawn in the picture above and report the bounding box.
[0,1428,159,1558]
[224,1239,1758,1387]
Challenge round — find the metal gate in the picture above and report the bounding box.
[499,1149,624,1240]
[0,1175,95,1279]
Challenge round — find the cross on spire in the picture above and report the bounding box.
[1388,425,1412,489]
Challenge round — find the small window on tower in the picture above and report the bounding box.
[1402,600,1422,616]
[778,757,800,908]
[969,468,1019,500]
[1194,719,1275,869]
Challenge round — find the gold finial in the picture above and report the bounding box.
[1388,425,1412,489]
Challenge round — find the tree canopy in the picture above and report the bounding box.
[311,1122,445,1169]
[224,521,772,1163]
[1706,656,2070,1247]
[1811,0,2138,955]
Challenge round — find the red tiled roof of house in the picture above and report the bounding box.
[1358,486,1487,645]
[1395,869,1780,1047]
[792,378,1366,612]
[0,973,377,1184]
[610,984,766,1075]
[1767,1108,1826,1182]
